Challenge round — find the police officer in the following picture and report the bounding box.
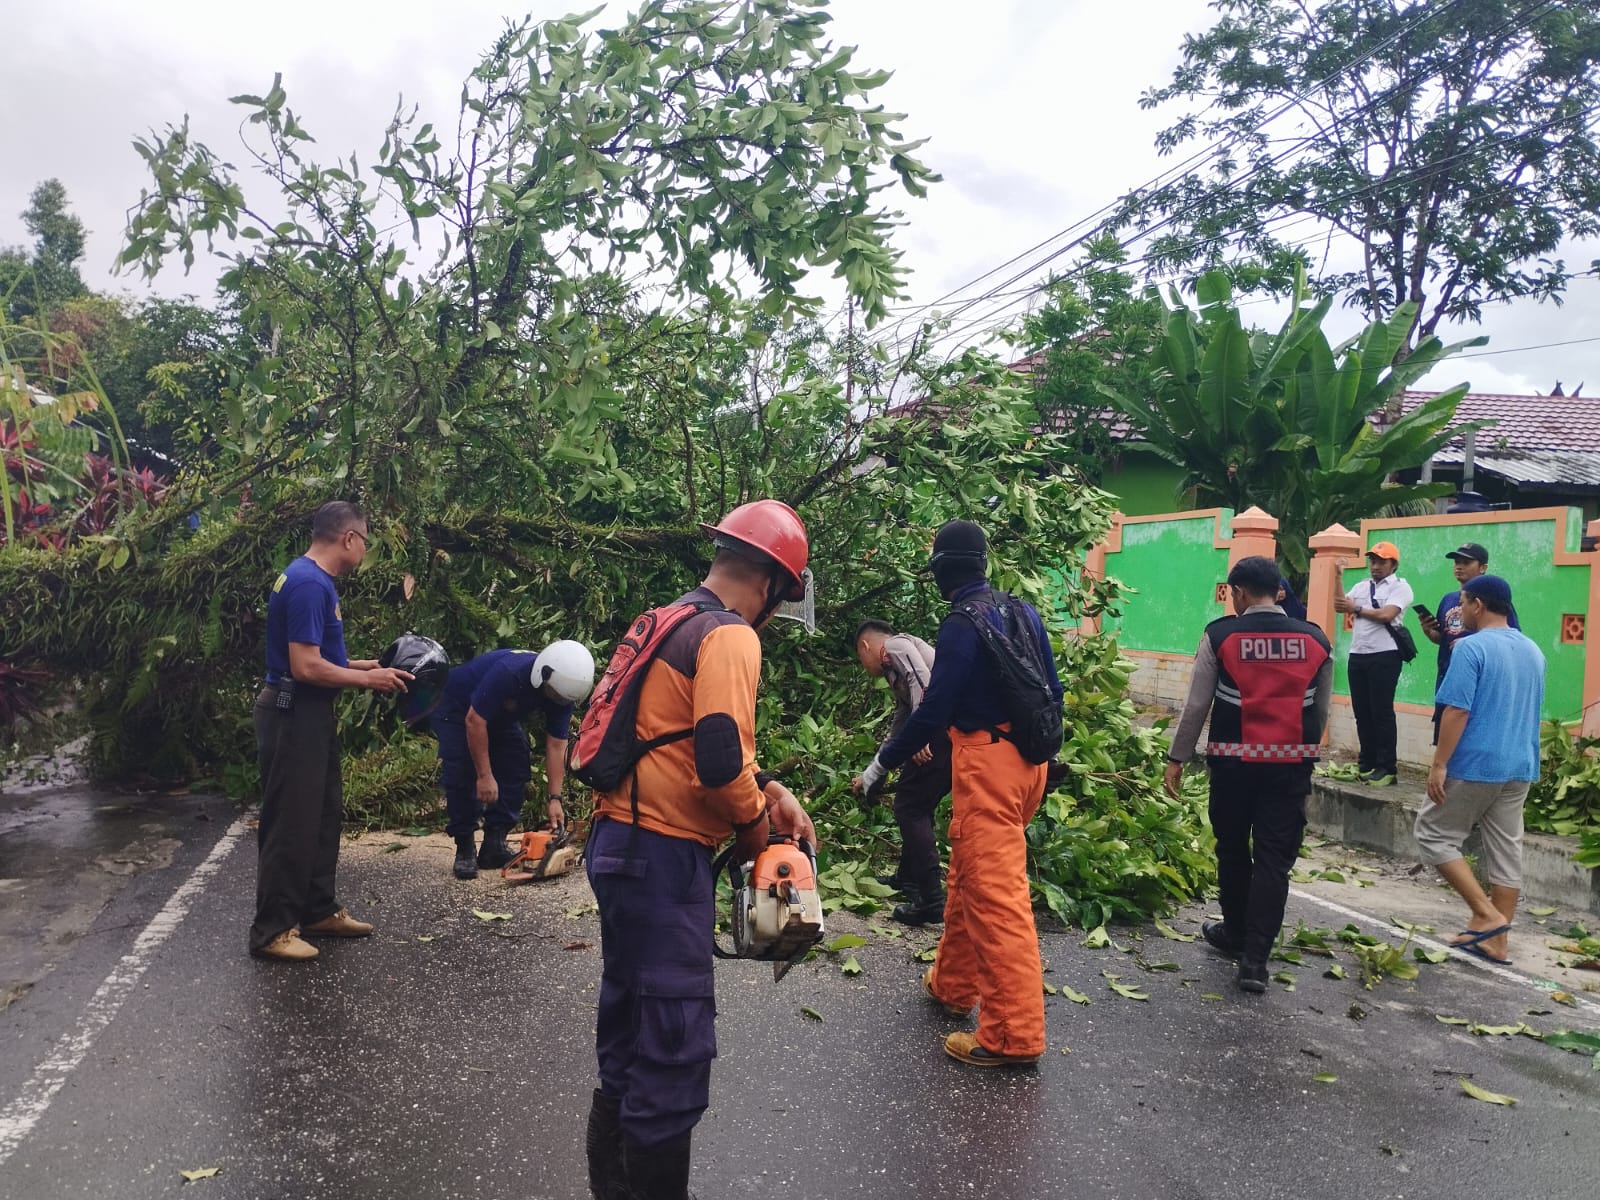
[1164,555,1334,993]
[251,501,412,962]
[432,641,596,879]
[584,500,817,1200]
[854,519,1063,1068]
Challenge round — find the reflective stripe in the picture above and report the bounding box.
[1206,742,1321,760]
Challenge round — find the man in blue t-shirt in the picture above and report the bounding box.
[432,642,595,879]
[251,502,413,962]
[1418,542,1519,744]
[1415,574,1544,967]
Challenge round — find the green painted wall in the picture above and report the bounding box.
[1103,450,1191,518]
[1101,511,1232,654]
[1333,511,1589,721]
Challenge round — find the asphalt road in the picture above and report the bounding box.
[1,796,1597,1200]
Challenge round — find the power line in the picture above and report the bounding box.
[895,0,1568,359]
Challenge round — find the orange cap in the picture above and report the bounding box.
[1367,541,1401,562]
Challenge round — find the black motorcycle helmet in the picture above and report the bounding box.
[379,632,451,727]
[925,519,988,599]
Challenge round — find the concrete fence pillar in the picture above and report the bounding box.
[1308,523,1363,646]
[1079,514,1121,636]
[1585,519,1600,736]
[1226,506,1280,615]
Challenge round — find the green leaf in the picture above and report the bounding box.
[1060,985,1091,1005]
[826,934,867,952]
[180,1168,222,1182]
[1435,1015,1471,1026]
[1528,906,1558,917]
[800,1006,824,1022]
[1414,948,1449,964]
[1324,964,1347,980]
[472,910,512,922]
[1458,1078,1517,1107]
[1313,1072,1337,1084]
[1081,925,1111,949]
[1154,919,1196,942]
[840,955,862,976]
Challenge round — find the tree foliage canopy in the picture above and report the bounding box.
[1120,0,1600,348]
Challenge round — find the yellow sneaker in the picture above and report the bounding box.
[252,929,319,962]
[302,909,374,938]
[943,1031,1039,1068]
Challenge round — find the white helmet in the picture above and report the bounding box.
[531,639,596,705]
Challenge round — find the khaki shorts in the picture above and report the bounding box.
[1413,776,1530,889]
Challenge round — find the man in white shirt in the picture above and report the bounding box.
[1333,541,1414,784]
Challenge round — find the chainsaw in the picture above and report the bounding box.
[713,834,825,982]
[501,826,578,884]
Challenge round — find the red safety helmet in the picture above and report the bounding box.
[699,500,809,600]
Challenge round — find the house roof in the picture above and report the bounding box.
[1399,390,1600,454]
[889,356,1600,490]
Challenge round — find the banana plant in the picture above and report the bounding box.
[1100,269,1484,575]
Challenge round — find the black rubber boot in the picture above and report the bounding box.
[452,835,478,880]
[892,883,946,927]
[623,1133,695,1200]
[477,830,516,870]
[586,1090,627,1200]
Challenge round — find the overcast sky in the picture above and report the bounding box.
[3,0,1596,396]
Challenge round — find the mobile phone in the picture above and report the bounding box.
[1412,604,1433,620]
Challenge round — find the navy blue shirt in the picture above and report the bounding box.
[441,649,574,739]
[1434,589,1520,683]
[265,556,347,684]
[878,582,1064,770]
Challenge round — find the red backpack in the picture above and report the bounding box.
[570,599,726,792]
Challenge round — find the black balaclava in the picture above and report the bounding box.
[927,519,988,600]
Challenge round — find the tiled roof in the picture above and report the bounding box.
[889,367,1600,487]
[1399,390,1600,453]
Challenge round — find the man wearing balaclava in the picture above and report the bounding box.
[854,519,1063,1067]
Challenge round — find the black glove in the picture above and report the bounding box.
[1045,759,1068,789]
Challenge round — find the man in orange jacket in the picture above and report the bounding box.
[855,519,1062,1067]
[583,500,817,1200]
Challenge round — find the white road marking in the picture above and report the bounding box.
[1288,886,1600,1018]
[0,818,248,1164]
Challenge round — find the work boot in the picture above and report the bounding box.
[585,1090,627,1200]
[943,1031,1039,1068]
[623,1133,696,1200]
[477,831,517,870]
[875,870,905,890]
[250,929,318,962]
[892,884,946,927]
[1238,960,1269,994]
[452,835,478,880]
[1201,920,1242,959]
[302,908,374,938]
[922,966,971,1018]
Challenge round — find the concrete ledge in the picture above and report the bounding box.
[1308,777,1600,918]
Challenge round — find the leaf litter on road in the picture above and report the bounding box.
[1459,1078,1517,1106]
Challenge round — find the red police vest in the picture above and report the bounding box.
[1203,611,1332,762]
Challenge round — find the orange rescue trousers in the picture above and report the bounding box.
[927,727,1048,1058]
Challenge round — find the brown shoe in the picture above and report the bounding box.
[252,929,319,962]
[943,1031,1039,1068]
[302,909,374,938]
[923,966,972,1018]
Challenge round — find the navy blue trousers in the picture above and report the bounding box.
[587,817,717,1149]
[431,697,532,838]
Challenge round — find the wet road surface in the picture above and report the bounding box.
[1,796,1597,1200]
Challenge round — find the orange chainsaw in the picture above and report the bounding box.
[713,834,825,982]
[501,826,578,884]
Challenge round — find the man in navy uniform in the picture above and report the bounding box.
[432,641,595,879]
[1165,556,1334,993]
[252,501,413,962]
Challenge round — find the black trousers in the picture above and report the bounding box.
[1347,651,1403,776]
[893,735,952,898]
[1208,760,1311,964]
[251,685,343,951]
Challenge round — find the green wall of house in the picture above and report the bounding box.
[1098,511,1231,655]
[1102,451,1191,517]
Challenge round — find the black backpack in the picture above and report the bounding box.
[952,592,1064,765]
